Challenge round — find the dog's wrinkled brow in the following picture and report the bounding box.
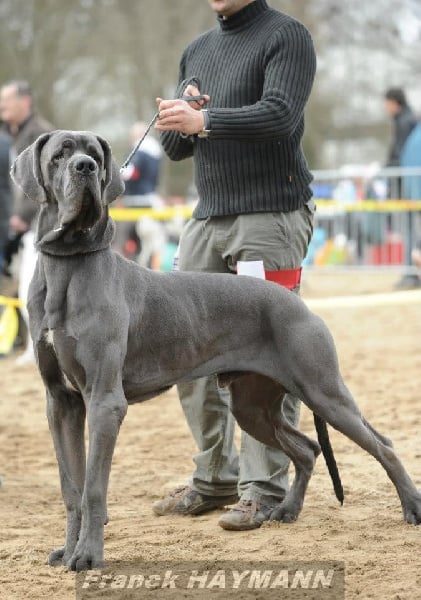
[86,143,102,160]
[61,139,76,149]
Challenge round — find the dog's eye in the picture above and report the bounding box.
[91,153,102,165]
[52,151,64,162]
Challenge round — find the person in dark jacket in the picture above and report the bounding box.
[0,130,11,272]
[1,80,53,230]
[384,87,417,197]
[116,122,163,259]
[153,0,316,530]
[121,121,162,205]
[0,80,53,364]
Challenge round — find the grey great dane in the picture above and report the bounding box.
[12,130,421,571]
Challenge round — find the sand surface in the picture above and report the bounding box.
[0,271,420,599]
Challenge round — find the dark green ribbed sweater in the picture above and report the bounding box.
[161,0,317,217]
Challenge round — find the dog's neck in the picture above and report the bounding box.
[35,205,115,256]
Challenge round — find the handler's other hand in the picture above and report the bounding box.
[155,97,205,136]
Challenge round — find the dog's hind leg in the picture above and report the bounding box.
[296,374,421,525]
[68,382,127,571]
[227,373,321,523]
[37,341,87,567]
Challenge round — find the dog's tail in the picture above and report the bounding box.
[313,414,344,505]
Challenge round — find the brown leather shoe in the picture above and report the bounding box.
[153,486,238,516]
[218,499,275,530]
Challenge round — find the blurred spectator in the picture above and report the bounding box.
[0,80,53,364]
[412,243,421,281]
[121,121,162,207]
[329,163,386,261]
[384,88,418,288]
[384,87,417,198]
[0,129,11,274]
[116,122,163,260]
[401,122,421,200]
[396,122,421,288]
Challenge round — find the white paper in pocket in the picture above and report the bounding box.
[236,260,265,280]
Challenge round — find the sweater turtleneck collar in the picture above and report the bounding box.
[217,0,268,32]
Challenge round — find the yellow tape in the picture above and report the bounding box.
[0,295,24,308]
[0,303,19,355]
[109,200,421,222]
[315,199,421,212]
[110,205,193,222]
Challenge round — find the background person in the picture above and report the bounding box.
[0,129,11,275]
[117,121,163,260]
[121,121,163,206]
[397,121,421,288]
[384,87,417,198]
[383,87,419,289]
[0,80,53,365]
[153,0,316,531]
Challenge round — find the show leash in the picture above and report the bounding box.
[120,112,159,171]
[120,77,206,173]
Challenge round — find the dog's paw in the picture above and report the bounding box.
[269,501,300,523]
[403,493,421,525]
[68,545,104,572]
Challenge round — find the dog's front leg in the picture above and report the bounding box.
[68,387,127,571]
[46,389,86,566]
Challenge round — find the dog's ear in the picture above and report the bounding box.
[95,134,125,204]
[11,132,53,204]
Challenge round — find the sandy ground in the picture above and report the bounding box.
[0,271,420,599]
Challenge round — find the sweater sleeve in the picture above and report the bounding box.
[208,22,316,141]
[159,52,195,162]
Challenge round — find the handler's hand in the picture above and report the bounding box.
[183,84,210,111]
[155,97,205,136]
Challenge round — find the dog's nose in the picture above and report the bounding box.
[75,157,97,175]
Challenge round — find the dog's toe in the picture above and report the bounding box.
[269,502,300,523]
[68,549,104,572]
[48,546,66,567]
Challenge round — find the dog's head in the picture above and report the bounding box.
[11,130,124,233]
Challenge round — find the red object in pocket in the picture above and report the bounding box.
[265,268,302,289]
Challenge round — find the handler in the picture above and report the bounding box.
[154,0,317,530]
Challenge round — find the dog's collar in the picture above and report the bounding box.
[36,216,115,256]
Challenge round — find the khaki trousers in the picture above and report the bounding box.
[177,203,314,502]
